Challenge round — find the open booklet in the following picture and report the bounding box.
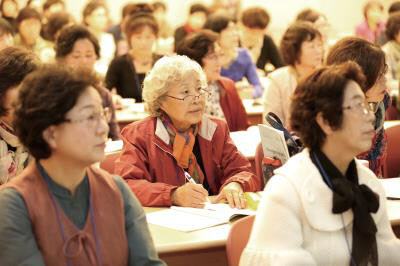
[258,124,290,164]
[146,203,256,232]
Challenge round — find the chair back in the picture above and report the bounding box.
[226,215,255,266]
[255,143,264,188]
[100,151,121,174]
[383,124,400,178]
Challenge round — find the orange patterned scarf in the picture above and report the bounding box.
[160,113,205,183]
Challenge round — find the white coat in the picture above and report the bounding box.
[240,149,400,266]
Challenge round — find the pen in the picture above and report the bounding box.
[184,171,210,203]
[184,171,197,184]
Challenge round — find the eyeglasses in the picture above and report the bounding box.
[342,102,374,115]
[367,102,380,113]
[64,107,111,128]
[165,88,210,103]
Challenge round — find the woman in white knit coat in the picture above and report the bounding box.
[240,62,400,266]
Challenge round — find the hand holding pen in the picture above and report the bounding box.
[170,171,209,208]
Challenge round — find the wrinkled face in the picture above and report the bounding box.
[219,21,239,49]
[160,70,206,131]
[64,38,97,70]
[48,87,109,165]
[2,0,18,18]
[327,80,375,156]
[85,7,108,32]
[298,37,323,69]
[202,43,222,82]
[18,18,41,45]
[188,11,207,30]
[1,86,19,128]
[129,25,156,52]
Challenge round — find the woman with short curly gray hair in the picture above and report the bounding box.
[142,55,207,116]
[115,54,260,208]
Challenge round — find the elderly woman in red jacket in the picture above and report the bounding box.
[115,55,259,208]
[176,29,249,132]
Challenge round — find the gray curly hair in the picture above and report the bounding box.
[142,54,207,116]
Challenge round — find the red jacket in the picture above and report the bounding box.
[218,78,250,132]
[115,115,260,207]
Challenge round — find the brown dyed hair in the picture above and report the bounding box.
[124,4,158,42]
[82,1,107,25]
[240,7,270,29]
[176,30,218,67]
[296,8,324,23]
[326,36,386,92]
[280,21,321,66]
[15,65,100,159]
[386,11,400,41]
[0,47,39,116]
[16,7,41,25]
[55,25,100,59]
[290,62,366,150]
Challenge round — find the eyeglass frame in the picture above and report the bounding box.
[342,101,375,115]
[165,88,211,102]
[63,107,111,127]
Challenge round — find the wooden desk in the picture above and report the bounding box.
[116,103,149,129]
[242,99,263,126]
[145,207,230,266]
[384,120,400,129]
[146,195,400,266]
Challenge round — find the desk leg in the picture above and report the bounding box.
[159,247,228,266]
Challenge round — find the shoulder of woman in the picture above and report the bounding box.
[120,116,156,140]
[266,66,294,84]
[356,161,384,193]
[217,77,235,89]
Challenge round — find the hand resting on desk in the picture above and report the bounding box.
[213,182,247,209]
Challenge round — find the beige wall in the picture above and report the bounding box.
[63,0,396,42]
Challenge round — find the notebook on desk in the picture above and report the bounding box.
[146,203,256,232]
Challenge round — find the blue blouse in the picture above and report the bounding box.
[220,48,264,98]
